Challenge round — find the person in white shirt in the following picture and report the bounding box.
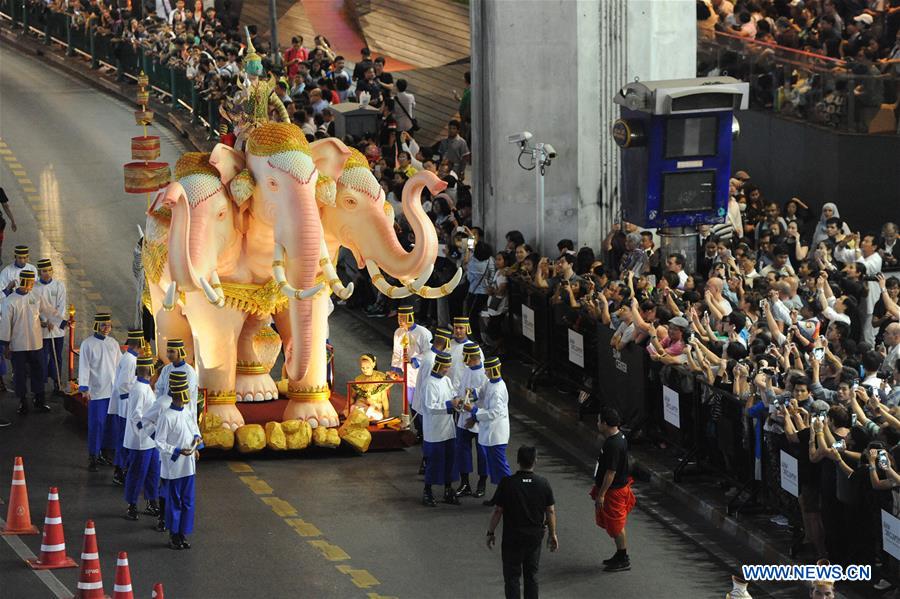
[420,352,458,506]
[0,245,36,295]
[123,356,161,521]
[412,326,451,472]
[453,342,489,499]
[110,329,143,485]
[78,312,122,471]
[665,254,689,290]
[390,305,433,417]
[448,316,480,390]
[155,379,202,550]
[155,338,199,420]
[461,356,511,502]
[0,269,64,415]
[33,258,67,394]
[834,233,883,345]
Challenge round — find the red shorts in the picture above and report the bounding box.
[590,478,636,538]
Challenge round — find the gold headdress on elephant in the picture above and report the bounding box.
[337,147,382,201]
[230,123,314,206]
[174,152,222,207]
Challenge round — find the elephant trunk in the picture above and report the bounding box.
[280,181,323,382]
[168,183,205,292]
[367,171,446,280]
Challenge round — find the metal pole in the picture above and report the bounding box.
[534,145,545,256]
[268,0,280,67]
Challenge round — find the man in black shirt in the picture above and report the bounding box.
[487,445,558,599]
[592,407,635,572]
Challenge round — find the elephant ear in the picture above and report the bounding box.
[229,169,256,208]
[310,137,351,180]
[209,143,245,185]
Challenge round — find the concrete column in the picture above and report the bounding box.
[471,0,696,254]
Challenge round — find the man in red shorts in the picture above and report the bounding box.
[590,406,635,572]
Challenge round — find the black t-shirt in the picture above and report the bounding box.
[0,188,7,229]
[491,470,555,543]
[795,428,821,488]
[595,431,629,489]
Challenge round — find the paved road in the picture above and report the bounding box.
[0,41,805,599]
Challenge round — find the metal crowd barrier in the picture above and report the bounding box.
[1,0,219,132]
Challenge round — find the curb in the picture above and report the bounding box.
[339,306,801,570]
[0,24,211,154]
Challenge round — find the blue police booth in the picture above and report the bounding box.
[613,77,749,233]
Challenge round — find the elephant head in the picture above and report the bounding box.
[151,152,242,310]
[210,123,350,382]
[319,149,461,298]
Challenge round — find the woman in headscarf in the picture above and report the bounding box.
[812,202,851,247]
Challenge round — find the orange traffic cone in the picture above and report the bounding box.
[2,457,39,535]
[75,520,108,599]
[151,583,164,598]
[26,487,77,569]
[112,552,134,599]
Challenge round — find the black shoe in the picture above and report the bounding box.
[418,458,426,475]
[125,504,139,521]
[455,483,472,497]
[144,502,160,517]
[482,499,495,507]
[168,536,183,550]
[443,491,461,505]
[155,519,168,532]
[603,551,623,565]
[474,480,486,498]
[604,556,631,572]
[88,457,99,472]
[97,455,113,466]
[33,401,51,413]
[112,469,125,486]
[17,403,29,415]
[422,493,437,507]
[0,418,10,428]
[179,536,191,550]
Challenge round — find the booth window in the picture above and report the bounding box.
[661,170,716,213]
[664,116,718,159]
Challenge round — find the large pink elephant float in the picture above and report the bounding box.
[147,122,460,452]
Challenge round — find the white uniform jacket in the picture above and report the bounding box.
[448,338,483,391]
[155,361,199,419]
[155,404,201,480]
[124,378,157,451]
[0,290,58,352]
[0,263,36,292]
[390,324,433,389]
[455,364,488,433]
[109,349,138,416]
[412,347,438,414]
[473,378,511,447]
[420,373,457,443]
[34,279,67,339]
[77,334,122,400]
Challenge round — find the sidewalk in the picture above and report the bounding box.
[341,306,879,599]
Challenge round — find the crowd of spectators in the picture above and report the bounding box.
[696,0,900,131]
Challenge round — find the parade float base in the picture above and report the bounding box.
[64,392,416,453]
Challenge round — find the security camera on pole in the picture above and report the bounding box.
[508,132,557,256]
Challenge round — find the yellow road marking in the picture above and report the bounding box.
[261,496,296,517]
[308,540,350,561]
[335,566,380,589]
[27,195,40,202]
[80,280,94,289]
[239,475,273,495]
[0,149,11,155]
[21,186,37,193]
[367,594,399,599]
[9,163,23,170]
[70,268,86,277]
[228,462,253,473]
[17,178,32,186]
[284,517,321,538]
[85,292,102,301]
[13,170,27,177]
[2,156,16,162]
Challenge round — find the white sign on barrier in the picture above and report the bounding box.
[662,385,680,428]
[780,450,799,497]
[568,329,584,367]
[522,305,535,341]
[883,510,900,560]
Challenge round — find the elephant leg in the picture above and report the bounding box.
[282,292,340,430]
[153,303,193,364]
[235,315,281,402]
[183,301,247,432]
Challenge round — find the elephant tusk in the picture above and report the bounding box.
[365,261,413,299]
[199,276,225,308]
[414,267,464,299]
[162,281,178,311]
[319,238,354,300]
[210,271,226,302]
[272,244,325,300]
[406,264,434,293]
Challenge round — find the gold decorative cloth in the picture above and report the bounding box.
[206,390,237,405]
[131,136,160,161]
[134,110,154,126]
[220,279,289,317]
[124,161,170,193]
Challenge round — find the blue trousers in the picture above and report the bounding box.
[124,448,159,504]
[41,337,64,385]
[485,444,512,484]
[114,414,128,468]
[166,475,195,536]
[103,413,118,452]
[11,349,44,402]
[454,427,487,477]
[423,439,457,486]
[87,398,110,456]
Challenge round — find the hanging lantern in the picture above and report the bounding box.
[124,161,170,193]
[131,136,161,161]
[134,110,154,126]
[136,89,150,106]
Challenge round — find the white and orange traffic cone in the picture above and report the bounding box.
[2,457,39,535]
[112,552,134,599]
[26,487,77,569]
[75,520,108,598]
[151,583,164,598]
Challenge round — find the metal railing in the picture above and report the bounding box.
[1,0,220,134]
[698,30,899,134]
